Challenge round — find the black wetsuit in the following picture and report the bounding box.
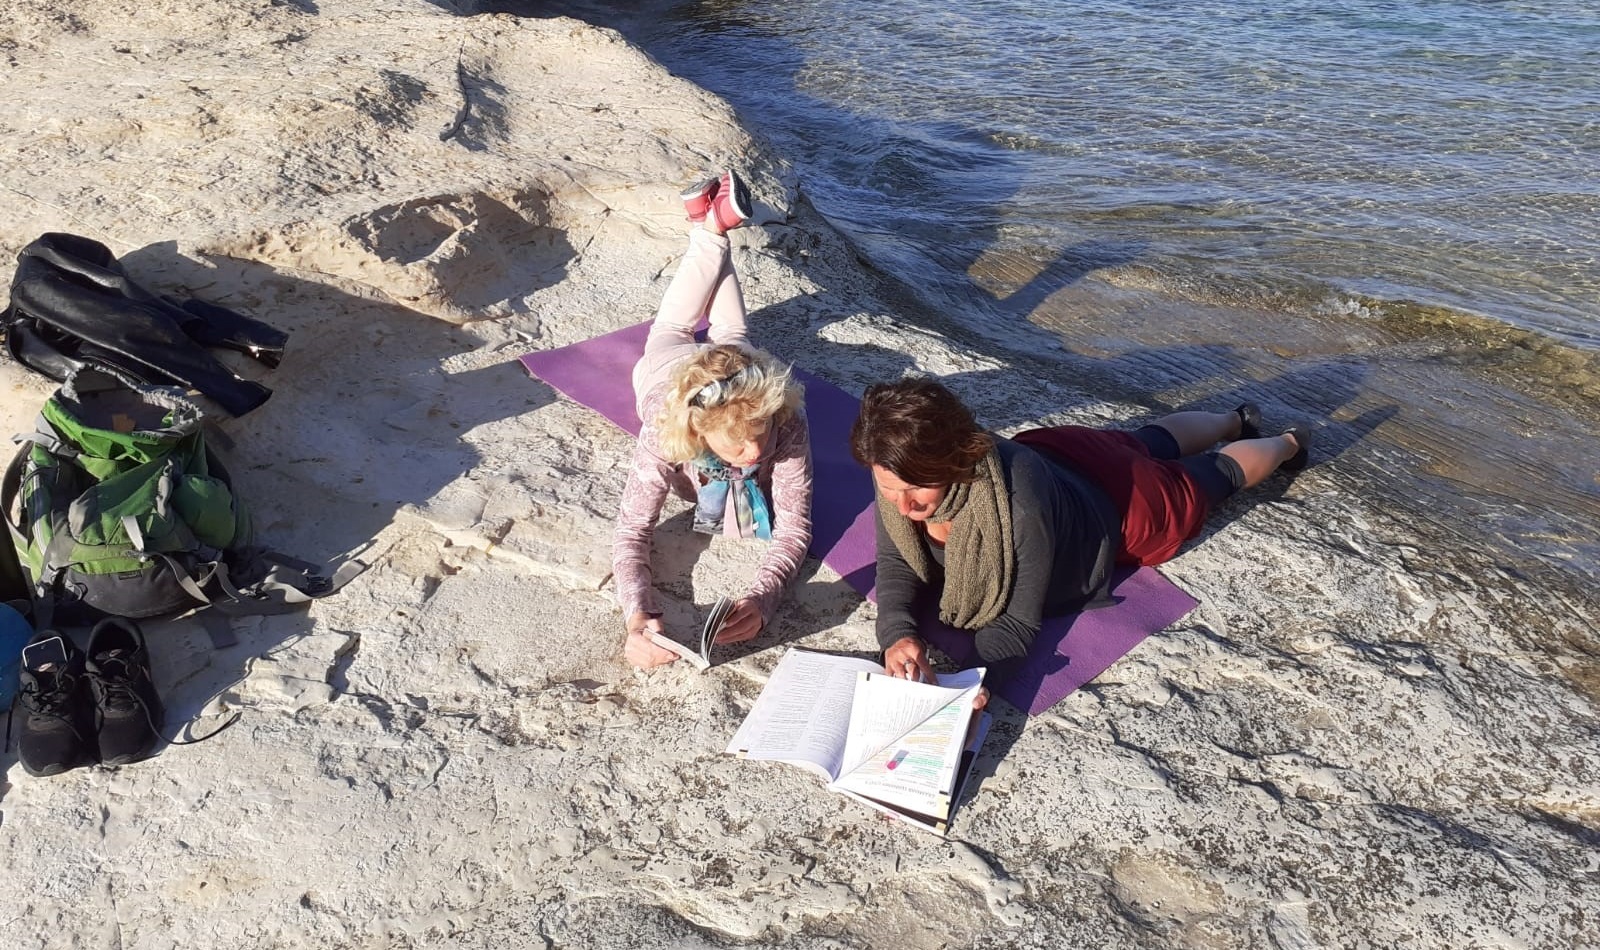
[4,232,287,416]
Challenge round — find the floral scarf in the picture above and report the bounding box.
[693,454,773,540]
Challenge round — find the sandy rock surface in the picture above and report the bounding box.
[1,2,1596,948]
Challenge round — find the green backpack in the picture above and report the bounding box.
[2,367,336,624]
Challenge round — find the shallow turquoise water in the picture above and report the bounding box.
[573,0,1600,350]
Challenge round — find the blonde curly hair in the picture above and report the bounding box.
[656,344,802,463]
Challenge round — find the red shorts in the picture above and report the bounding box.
[1012,426,1210,566]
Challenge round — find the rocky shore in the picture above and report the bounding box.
[1,2,1595,947]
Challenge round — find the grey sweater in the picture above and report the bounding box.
[873,438,1121,668]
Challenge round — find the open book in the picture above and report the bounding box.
[726,648,989,836]
[647,596,736,669]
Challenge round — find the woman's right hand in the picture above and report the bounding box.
[624,611,680,669]
[884,635,934,683]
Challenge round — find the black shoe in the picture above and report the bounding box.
[1280,427,1312,472]
[16,630,96,776]
[1233,402,1263,441]
[86,617,165,766]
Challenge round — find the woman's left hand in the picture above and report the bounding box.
[713,597,764,644]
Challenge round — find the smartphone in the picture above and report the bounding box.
[22,634,70,672]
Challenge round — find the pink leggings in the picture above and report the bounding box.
[631,228,749,415]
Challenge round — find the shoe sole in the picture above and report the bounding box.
[680,176,718,201]
[722,171,754,221]
[1234,402,1263,441]
[19,753,89,777]
[681,176,719,220]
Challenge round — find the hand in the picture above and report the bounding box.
[713,597,764,645]
[884,635,934,683]
[972,685,990,712]
[623,612,679,669]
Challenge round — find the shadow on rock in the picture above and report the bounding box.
[0,242,558,805]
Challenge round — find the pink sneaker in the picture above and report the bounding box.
[707,169,754,231]
[681,176,719,222]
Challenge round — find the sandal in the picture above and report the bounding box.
[1233,402,1262,441]
[1280,426,1312,472]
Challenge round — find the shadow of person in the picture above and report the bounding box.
[884,341,1251,437]
[951,697,1027,824]
[115,244,563,565]
[987,241,1149,321]
[710,566,879,667]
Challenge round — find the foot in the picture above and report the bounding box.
[1279,427,1312,472]
[707,169,753,232]
[1233,402,1262,441]
[681,176,719,223]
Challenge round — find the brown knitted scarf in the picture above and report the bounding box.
[877,447,1014,630]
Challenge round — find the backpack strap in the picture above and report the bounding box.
[150,549,367,617]
[1,447,57,627]
[132,552,217,609]
[5,411,76,561]
[2,446,26,536]
[12,424,72,459]
[2,447,38,585]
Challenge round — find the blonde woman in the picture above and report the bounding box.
[615,171,814,668]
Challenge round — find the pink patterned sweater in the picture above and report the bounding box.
[612,381,814,623]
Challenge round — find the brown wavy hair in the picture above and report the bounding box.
[849,377,993,486]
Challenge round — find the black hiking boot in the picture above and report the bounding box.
[86,617,165,766]
[17,630,96,776]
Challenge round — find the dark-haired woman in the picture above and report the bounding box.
[849,377,1308,682]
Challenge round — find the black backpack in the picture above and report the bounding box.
[3,232,286,417]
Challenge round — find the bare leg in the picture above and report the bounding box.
[1149,410,1241,456]
[1219,432,1304,488]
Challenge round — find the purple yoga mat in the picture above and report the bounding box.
[516,323,878,593]
[518,324,1197,715]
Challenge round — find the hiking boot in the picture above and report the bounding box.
[16,630,95,776]
[86,617,165,766]
[1233,402,1262,441]
[708,169,754,231]
[681,176,720,223]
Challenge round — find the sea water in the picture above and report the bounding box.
[510,0,1600,580]
[619,0,1600,351]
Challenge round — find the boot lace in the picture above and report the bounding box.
[22,668,81,718]
[92,652,240,747]
[15,669,92,748]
